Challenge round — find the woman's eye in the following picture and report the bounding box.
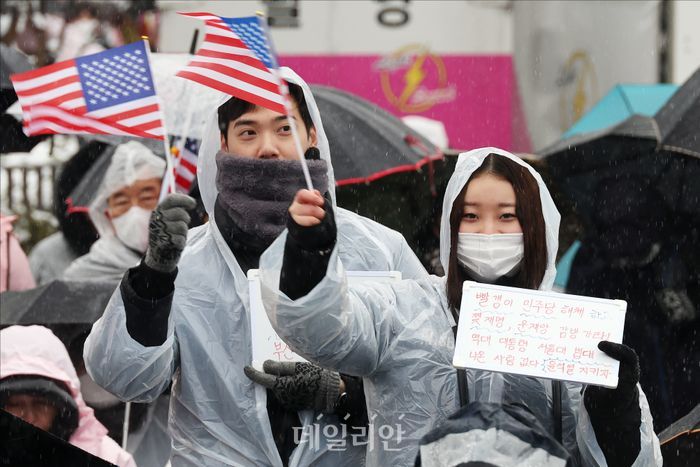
[278,125,291,134]
[463,213,477,220]
[500,213,518,220]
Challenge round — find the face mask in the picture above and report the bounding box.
[111,206,151,253]
[78,374,121,409]
[457,233,524,283]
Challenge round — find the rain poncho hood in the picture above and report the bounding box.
[259,147,662,466]
[439,147,560,289]
[84,67,428,466]
[0,325,135,467]
[64,141,165,283]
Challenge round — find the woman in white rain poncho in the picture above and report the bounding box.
[64,141,164,282]
[84,67,428,467]
[259,147,662,467]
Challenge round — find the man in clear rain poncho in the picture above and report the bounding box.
[63,140,164,282]
[258,147,662,467]
[83,67,428,466]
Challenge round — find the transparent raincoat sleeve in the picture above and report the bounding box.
[83,285,178,402]
[260,233,399,376]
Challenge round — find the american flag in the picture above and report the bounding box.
[11,41,165,140]
[172,136,200,193]
[177,12,286,114]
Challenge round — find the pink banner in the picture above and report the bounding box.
[280,52,518,151]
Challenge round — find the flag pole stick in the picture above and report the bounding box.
[174,79,195,177]
[141,36,177,199]
[278,74,314,191]
[257,12,314,191]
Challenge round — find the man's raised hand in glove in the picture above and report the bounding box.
[145,193,197,273]
[244,361,343,413]
[584,341,642,467]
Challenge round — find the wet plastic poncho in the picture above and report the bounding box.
[259,147,662,467]
[64,141,165,283]
[84,68,428,467]
[0,325,136,467]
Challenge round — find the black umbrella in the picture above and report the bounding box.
[0,44,32,89]
[539,115,662,229]
[0,279,117,353]
[656,68,700,156]
[653,68,700,218]
[310,85,442,185]
[541,68,700,225]
[658,403,700,467]
[65,144,117,214]
[0,409,116,467]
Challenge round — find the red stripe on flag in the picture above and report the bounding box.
[25,107,163,140]
[100,103,161,122]
[186,61,279,94]
[194,49,269,71]
[205,21,232,32]
[176,70,285,114]
[10,59,75,82]
[179,157,197,174]
[133,119,164,132]
[203,33,248,49]
[14,75,80,97]
[42,91,85,108]
[175,173,194,191]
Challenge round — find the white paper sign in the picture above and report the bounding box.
[248,270,402,370]
[453,281,627,388]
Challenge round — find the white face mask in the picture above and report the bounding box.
[456,233,524,283]
[111,206,151,253]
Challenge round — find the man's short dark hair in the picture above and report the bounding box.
[217,83,314,140]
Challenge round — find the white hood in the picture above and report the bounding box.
[197,67,337,218]
[88,140,165,238]
[439,147,561,290]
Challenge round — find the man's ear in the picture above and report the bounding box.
[308,127,317,147]
[220,134,228,151]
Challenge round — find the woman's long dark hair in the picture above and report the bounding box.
[446,154,548,316]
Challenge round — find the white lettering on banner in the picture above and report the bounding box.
[453,281,627,388]
[248,270,402,370]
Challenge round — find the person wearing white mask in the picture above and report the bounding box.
[63,140,171,467]
[64,141,164,283]
[260,148,662,467]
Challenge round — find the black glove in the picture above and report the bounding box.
[144,194,197,273]
[584,341,640,412]
[244,360,341,413]
[281,193,337,300]
[584,341,642,467]
[286,192,336,252]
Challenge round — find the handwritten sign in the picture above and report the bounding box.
[248,270,402,370]
[453,281,627,388]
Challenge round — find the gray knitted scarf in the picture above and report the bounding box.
[215,151,329,245]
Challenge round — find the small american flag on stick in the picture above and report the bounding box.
[11,41,165,140]
[177,12,286,114]
[179,12,315,190]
